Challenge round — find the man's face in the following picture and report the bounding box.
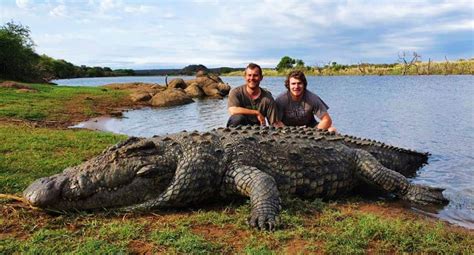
[289,77,305,97]
[245,67,263,89]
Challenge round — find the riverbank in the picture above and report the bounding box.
[224,59,474,76]
[0,81,473,253]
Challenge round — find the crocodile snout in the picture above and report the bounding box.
[23,175,67,207]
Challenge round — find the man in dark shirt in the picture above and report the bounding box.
[227,63,282,127]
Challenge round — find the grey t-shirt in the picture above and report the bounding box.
[276,90,329,127]
[227,85,280,125]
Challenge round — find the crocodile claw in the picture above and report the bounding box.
[248,212,279,231]
[404,184,449,205]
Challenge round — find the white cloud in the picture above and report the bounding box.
[49,5,67,17]
[5,0,472,68]
[15,0,30,9]
[124,5,154,14]
[192,0,220,4]
[432,19,474,33]
[99,0,121,12]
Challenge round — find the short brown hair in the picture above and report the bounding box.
[245,62,263,76]
[285,70,307,90]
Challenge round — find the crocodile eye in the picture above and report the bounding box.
[136,165,156,177]
[120,140,157,155]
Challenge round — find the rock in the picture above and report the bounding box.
[110,111,123,117]
[130,91,152,102]
[196,70,208,77]
[151,88,194,107]
[167,78,187,89]
[217,82,231,95]
[185,74,231,98]
[184,82,205,98]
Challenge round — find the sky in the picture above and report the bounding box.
[1,0,473,69]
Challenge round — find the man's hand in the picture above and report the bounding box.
[273,121,284,128]
[256,111,265,125]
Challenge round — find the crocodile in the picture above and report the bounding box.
[24,126,447,230]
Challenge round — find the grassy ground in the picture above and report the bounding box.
[0,82,134,126]
[0,122,127,194]
[0,82,473,254]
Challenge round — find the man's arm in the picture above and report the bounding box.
[316,112,333,130]
[228,107,265,125]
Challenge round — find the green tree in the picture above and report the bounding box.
[0,21,143,81]
[276,56,296,71]
[295,59,305,68]
[36,55,78,79]
[36,54,56,80]
[0,21,39,81]
[276,56,305,71]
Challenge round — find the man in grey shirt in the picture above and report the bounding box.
[276,70,336,131]
[227,63,282,127]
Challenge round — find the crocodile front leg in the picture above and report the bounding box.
[122,150,221,211]
[223,165,281,231]
[353,149,448,205]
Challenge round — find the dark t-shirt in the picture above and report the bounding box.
[227,85,280,125]
[276,90,329,127]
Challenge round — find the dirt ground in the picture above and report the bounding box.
[1,197,471,254]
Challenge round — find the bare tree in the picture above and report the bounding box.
[313,63,323,75]
[398,51,421,75]
[426,58,432,75]
[413,52,422,75]
[357,62,368,75]
[444,56,452,75]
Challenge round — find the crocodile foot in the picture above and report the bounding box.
[404,184,449,205]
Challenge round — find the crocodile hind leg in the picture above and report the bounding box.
[223,165,282,231]
[353,149,448,205]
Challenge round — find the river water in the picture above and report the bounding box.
[54,75,474,229]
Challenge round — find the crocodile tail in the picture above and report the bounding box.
[335,133,429,177]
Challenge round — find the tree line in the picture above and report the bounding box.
[0,21,134,82]
[273,55,474,76]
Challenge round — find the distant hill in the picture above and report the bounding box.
[134,65,244,76]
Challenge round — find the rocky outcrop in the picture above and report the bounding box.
[102,73,231,107]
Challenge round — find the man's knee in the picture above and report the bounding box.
[227,114,254,127]
[227,115,247,127]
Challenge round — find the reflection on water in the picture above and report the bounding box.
[60,75,474,229]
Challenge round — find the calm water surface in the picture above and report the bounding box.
[55,75,474,229]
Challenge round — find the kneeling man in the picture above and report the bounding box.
[227,63,282,127]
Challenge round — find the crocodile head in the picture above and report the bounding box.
[23,137,178,211]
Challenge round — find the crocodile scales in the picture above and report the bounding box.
[24,126,447,230]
